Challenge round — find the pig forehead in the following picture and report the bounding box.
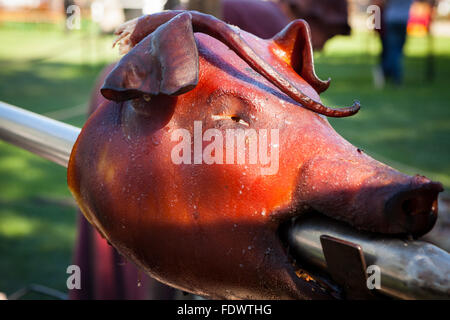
[193,32,321,104]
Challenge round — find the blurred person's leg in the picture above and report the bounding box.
[390,22,408,84]
[383,22,407,83]
[381,25,394,81]
[374,12,387,88]
[376,31,388,87]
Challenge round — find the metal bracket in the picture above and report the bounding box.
[320,235,377,299]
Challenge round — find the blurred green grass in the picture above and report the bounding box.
[0,24,449,298]
[0,24,118,298]
[317,32,450,186]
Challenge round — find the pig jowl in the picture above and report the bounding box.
[67,12,443,299]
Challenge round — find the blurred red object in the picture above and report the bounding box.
[407,1,433,36]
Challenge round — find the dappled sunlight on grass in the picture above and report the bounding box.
[0,23,119,63]
[0,59,108,116]
[0,142,70,200]
[0,199,76,294]
[0,204,74,240]
[0,210,34,237]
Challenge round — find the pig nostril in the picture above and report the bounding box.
[431,198,438,215]
[401,199,415,216]
[400,190,440,218]
[384,182,442,235]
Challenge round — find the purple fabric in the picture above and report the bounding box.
[221,0,350,49]
[222,0,290,39]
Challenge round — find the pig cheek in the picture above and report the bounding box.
[69,104,313,298]
[143,140,301,297]
[70,135,138,258]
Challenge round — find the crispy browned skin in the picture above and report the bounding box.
[68,11,443,299]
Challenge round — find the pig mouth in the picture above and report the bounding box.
[273,194,440,298]
[272,177,443,294]
[275,211,342,293]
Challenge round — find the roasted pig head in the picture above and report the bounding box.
[67,11,443,299]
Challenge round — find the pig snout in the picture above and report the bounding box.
[295,155,443,237]
[383,175,442,236]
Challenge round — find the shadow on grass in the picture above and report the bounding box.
[0,200,76,296]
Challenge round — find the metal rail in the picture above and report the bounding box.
[0,100,449,299]
[288,215,450,299]
[0,101,80,167]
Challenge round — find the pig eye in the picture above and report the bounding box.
[211,114,250,127]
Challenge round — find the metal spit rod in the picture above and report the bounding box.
[288,215,449,299]
[0,101,80,167]
[0,100,449,300]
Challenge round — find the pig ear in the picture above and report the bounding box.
[272,19,330,94]
[101,12,199,101]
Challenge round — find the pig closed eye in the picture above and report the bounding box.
[211,114,250,127]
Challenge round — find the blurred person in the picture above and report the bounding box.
[408,0,436,80]
[375,0,415,85]
[407,0,434,37]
